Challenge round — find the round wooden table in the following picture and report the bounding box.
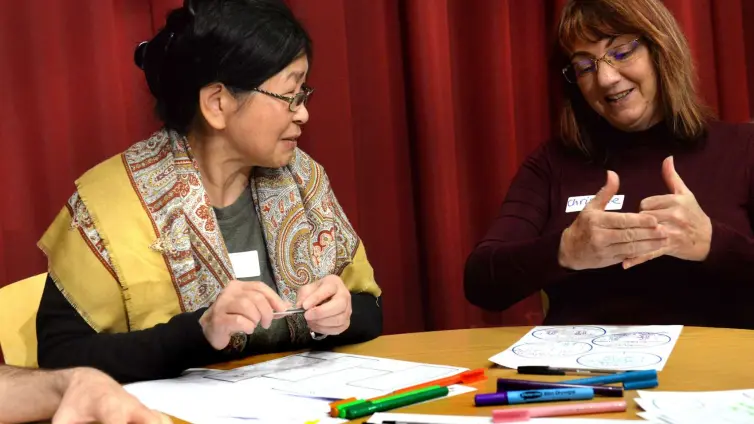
[170,326,754,423]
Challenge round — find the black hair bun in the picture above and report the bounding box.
[136,0,312,135]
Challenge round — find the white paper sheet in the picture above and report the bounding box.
[489,325,683,371]
[206,351,469,400]
[367,413,643,423]
[635,388,754,424]
[125,371,337,423]
[128,383,475,424]
[125,352,473,423]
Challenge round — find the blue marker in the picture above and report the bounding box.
[474,387,594,406]
[624,377,659,390]
[564,369,657,386]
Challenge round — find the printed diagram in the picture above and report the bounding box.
[577,351,662,369]
[204,355,323,382]
[532,326,606,341]
[592,332,671,348]
[512,342,592,358]
[489,325,683,371]
[203,351,467,399]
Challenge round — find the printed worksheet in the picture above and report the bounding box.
[635,388,754,423]
[489,325,683,371]
[206,350,470,399]
[124,353,474,424]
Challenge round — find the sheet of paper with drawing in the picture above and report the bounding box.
[207,351,470,399]
[489,325,683,371]
[124,352,473,423]
[634,388,754,424]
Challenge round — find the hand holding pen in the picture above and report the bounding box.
[296,274,353,336]
[198,280,291,350]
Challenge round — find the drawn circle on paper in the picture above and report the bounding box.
[592,332,671,349]
[532,326,606,341]
[576,351,662,370]
[512,342,593,359]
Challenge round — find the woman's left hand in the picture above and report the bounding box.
[296,275,352,336]
[623,156,712,268]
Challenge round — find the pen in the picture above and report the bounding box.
[386,368,486,396]
[517,366,619,376]
[564,369,657,386]
[331,368,486,417]
[382,421,431,424]
[491,400,627,423]
[344,386,449,420]
[328,397,357,417]
[272,307,305,318]
[623,377,658,390]
[475,387,594,406]
[496,378,624,397]
[337,399,368,418]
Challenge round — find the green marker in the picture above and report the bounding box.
[339,386,439,417]
[372,385,443,406]
[336,399,367,418]
[344,385,449,420]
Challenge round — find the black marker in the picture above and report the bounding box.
[517,365,619,376]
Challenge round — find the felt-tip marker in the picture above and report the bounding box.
[475,387,594,407]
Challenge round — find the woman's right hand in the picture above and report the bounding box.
[558,171,668,271]
[199,280,290,350]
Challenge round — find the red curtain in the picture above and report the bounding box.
[1,1,753,362]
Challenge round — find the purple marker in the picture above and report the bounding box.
[475,387,594,407]
[497,378,624,397]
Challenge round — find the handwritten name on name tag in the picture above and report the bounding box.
[565,195,624,213]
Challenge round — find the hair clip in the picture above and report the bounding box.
[134,41,148,70]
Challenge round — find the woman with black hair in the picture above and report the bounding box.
[35,0,382,384]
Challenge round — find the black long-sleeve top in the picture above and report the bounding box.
[36,275,383,383]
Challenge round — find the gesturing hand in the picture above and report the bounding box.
[558,170,667,270]
[623,156,712,268]
[296,275,352,336]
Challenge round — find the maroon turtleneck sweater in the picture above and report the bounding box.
[464,120,754,329]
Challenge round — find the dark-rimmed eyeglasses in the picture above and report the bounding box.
[252,86,314,112]
[562,38,642,83]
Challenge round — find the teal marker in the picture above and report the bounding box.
[565,369,657,386]
[344,385,450,420]
[624,378,658,390]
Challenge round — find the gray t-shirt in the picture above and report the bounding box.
[213,187,290,350]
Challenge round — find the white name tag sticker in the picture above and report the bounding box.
[566,194,624,213]
[228,251,261,279]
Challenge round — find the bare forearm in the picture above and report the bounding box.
[0,365,73,423]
